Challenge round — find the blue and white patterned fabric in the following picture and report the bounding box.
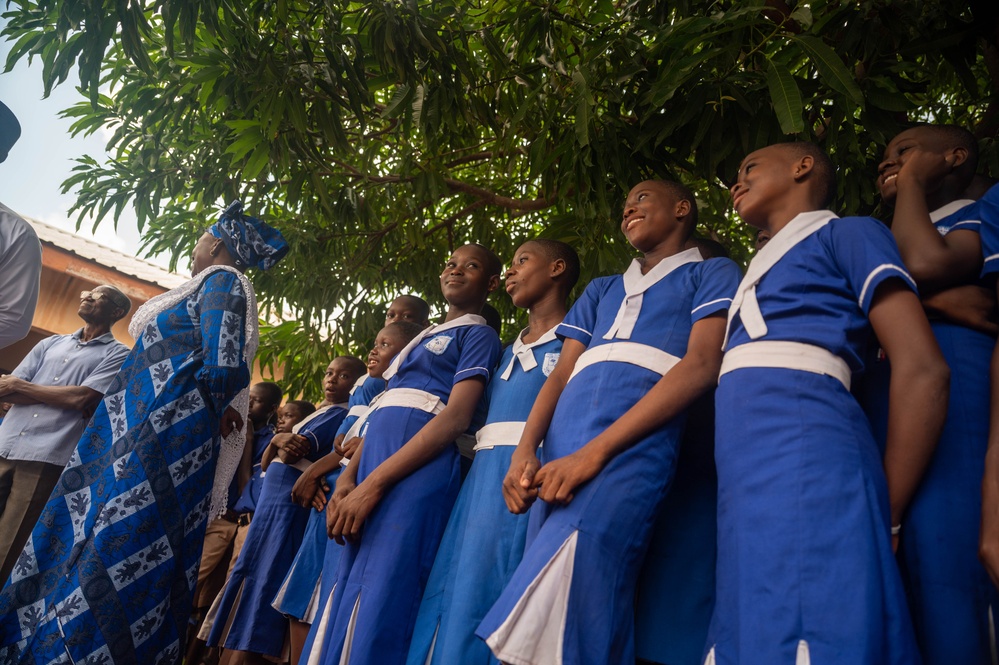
[0,267,254,665]
[208,200,288,271]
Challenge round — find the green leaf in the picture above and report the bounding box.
[765,59,804,135]
[792,35,864,108]
[382,83,412,118]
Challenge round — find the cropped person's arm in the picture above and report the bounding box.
[921,284,998,336]
[869,280,949,532]
[0,218,41,350]
[531,314,726,506]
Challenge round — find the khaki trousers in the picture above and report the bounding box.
[0,456,64,585]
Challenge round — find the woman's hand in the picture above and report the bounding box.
[220,406,244,438]
[270,432,310,460]
[290,464,320,508]
[326,474,357,538]
[502,446,541,515]
[328,479,384,545]
[340,436,363,460]
[533,449,604,506]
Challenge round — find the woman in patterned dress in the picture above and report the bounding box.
[0,202,287,665]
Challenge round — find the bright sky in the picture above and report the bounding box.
[0,16,170,268]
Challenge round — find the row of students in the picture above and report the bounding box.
[203,127,992,665]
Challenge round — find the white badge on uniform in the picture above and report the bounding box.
[424,335,453,355]
[542,352,560,376]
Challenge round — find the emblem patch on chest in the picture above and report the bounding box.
[542,352,560,376]
[424,335,453,355]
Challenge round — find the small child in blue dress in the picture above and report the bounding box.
[876,124,999,664]
[706,141,950,664]
[206,356,365,664]
[478,181,741,665]
[407,238,579,665]
[319,244,503,665]
[277,320,425,665]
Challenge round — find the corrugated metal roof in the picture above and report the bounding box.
[27,217,188,290]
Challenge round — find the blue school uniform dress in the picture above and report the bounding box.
[478,249,740,665]
[407,326,563,665]
[276,376,388,627]
[890,197,999,665]
[207,403,347,658]
[635,391,717,665]
[300,375,389,665]
[319,314,501,665]
[706,211,920,665]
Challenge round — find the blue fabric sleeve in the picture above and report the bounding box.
[691,258,741,323]
[557,277,606,345]
[358,375,386,403]
[831,217,917,314]
[335,376,385,437]
[80,343,130,394]
[453,325,502,385]
[195,270,251,412]
[979,184,999,277]
[302,407,348,458]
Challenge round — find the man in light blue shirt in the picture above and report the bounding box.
[0,285,131,583]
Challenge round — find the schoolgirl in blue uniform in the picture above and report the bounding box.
[478,181,741,665]
[877,124,999,664]
[206,357,365,662]
[320,244,503,665]
[407,239,579,665]
[707,142,949,664]
[282,321,424,665]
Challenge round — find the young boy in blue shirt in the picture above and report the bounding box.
[877,124,998,664]
[707,142,949,664]
[407,238,579,665]
[479,181,741,665]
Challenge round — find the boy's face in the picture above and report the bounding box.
[367,327,408,378]
[385,297,428,327]
[276,404,306,434]
[440,245,499,307]
[731,146,793,229]
[323,358,359,404]
[621,181,680,252]
[247,385,278,424]
[505,242,553,309]
[877,127,955,205]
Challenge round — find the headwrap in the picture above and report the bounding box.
[208,200,289,271]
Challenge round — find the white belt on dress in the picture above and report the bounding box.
[346,404,368,419]
[473,421,527,452]
[338,388,446,468]
[368,387,445,415]
[719,340,852,390]
[568,341,682,382]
